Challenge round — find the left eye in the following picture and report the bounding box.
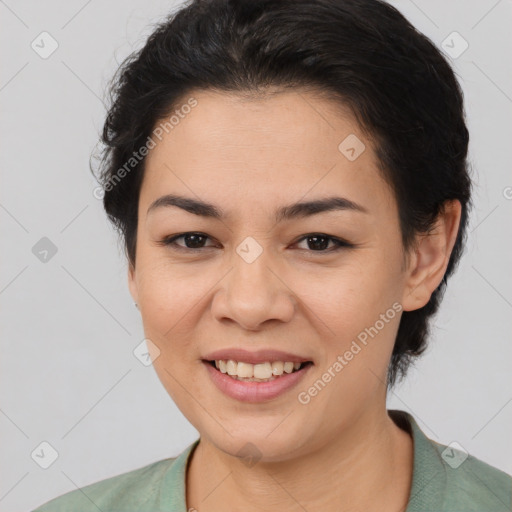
[295,234,352,252]
[158,232,353,253]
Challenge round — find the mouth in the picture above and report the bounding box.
[204,359,314,382]
[202,358,314,402]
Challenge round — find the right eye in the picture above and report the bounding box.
[157,232,218,251]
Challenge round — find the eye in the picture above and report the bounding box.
[157,232,353,254]
[293,233,353,253]
[157,232,217,251]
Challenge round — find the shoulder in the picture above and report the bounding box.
[431,440,512,511]
[31,457,176,512]
[389,410,511,512]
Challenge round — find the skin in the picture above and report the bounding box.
[128,88,461,512]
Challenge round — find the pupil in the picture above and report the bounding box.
[308,236,328,251]
[185,234,205,248]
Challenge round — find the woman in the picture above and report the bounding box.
[33,0,511,511]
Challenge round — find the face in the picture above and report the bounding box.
[129,89,417,461]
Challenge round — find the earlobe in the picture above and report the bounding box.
[401,200,462,312]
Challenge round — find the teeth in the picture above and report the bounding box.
[226,360,237,376]
[271,361,284,375]
[254,362,272,379]
[237,362,254,378]
[212,359,306,379]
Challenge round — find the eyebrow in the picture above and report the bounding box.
[146,194,369,222]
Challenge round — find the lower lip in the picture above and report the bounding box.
[203,361,313,403]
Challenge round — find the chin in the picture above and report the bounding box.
[204,421,312,464]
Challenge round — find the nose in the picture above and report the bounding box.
[211,246,296,331]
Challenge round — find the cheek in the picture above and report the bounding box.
[295,256,402,384]
[136,255,208,332]
[136,281,208,408]
[293,256,394,333]
[136,261,208,406]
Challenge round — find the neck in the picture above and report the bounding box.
[186,407,413,512]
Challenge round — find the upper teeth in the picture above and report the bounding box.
[215,360,302,379]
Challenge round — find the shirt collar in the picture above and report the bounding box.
[389,409,448,511]
[160,437,199,511]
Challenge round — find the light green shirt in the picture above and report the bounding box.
[32,410,511,511]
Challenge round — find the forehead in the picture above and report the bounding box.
[140,89,395,219]
[150,88,359,153]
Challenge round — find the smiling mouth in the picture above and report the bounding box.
[205,359,314,382]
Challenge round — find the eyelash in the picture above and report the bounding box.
[157,232,354,254]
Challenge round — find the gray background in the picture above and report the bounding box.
[1,1,511,510]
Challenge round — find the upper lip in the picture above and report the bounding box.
[203,348,313,365]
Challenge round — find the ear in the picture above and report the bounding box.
[401,200,462,312]
[128,262,139,305]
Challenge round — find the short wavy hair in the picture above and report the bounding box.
[93,0,473,389]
